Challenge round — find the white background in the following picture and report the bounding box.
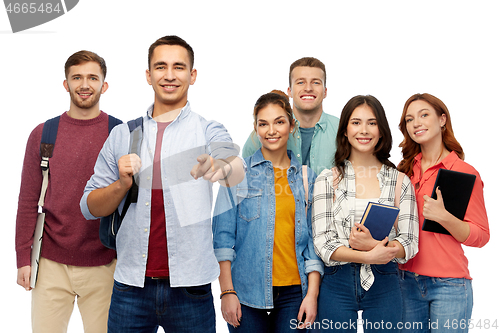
[1,1,498,332]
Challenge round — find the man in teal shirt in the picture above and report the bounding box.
[242,57,339,175]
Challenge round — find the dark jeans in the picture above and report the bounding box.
[229,285,304,333]
[317,262,403,332]
[107,278,215,333]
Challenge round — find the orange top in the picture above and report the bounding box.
[400,152,489,279]
[272,168,301,286]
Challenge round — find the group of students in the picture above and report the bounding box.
[212,73,490,331]
[214,88,490,332]
[15,34,489,333]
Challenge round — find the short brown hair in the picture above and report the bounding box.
[148,35,194,70]
[289,57,326,87]
[64,50,107,79]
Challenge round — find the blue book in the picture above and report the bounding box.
[360,202,400,241]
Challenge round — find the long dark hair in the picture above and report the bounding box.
[334,95,395,180]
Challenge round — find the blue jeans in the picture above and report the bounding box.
[229,285,304,333]
[399,270,473,333]
[317,262,403,332]
[107,278,215,333]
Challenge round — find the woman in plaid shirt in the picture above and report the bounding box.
[312,95,419,332]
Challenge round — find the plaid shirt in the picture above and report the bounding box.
[312,160,419,290]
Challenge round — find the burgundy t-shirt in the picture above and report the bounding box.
[145,122,171,277]
[15,112,117,268]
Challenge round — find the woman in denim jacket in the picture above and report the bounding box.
[212,90,323,332]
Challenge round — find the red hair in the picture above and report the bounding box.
[398,93,464,177]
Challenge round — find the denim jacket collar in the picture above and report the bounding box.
[249,149,299,174]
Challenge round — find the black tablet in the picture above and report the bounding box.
[422,169,476,235]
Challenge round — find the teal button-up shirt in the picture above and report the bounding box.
[242,111,340,175]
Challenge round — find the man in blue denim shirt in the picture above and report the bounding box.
[80,36,244,333]
[242,57,340,175]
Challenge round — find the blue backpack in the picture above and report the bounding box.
[33,114,121,287]
[98,117,143,250]
[39,115,122,207]
[40,114,122,174]
[40,115,143,250]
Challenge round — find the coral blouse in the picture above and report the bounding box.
[400,151,489,279]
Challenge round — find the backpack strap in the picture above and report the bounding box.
[331,167,340,190]
[127,117,144,156]
[40,116,60,157]
[39,114,123,207]
[394,172,405,208]
[120,117,144,219]
[331,167,340,203]
[127,116,143,132]
[38,116,60,206]
[393,171,405,230]
[108,115,122,133]
[32,115,59,289]
[302,165,308,214]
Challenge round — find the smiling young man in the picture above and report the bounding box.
[242,57,340,175]
[16,51,120,333]
[80,35,244,333]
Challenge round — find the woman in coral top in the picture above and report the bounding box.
[398,93,490,332]
[212,90,323,332]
